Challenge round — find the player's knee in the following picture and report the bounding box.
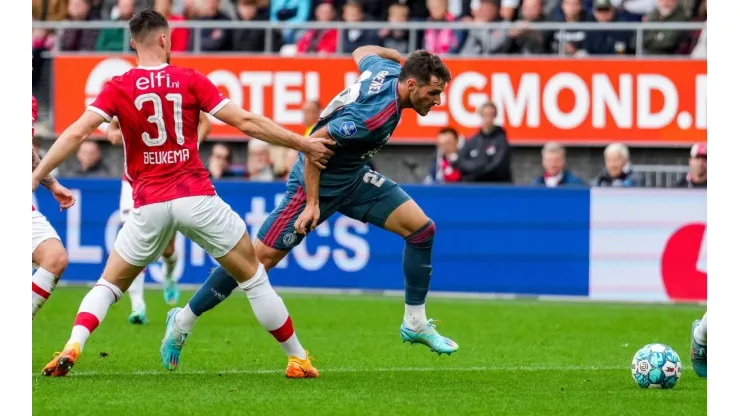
[40,244,68,277]
[254,241,282,272]
[405,219,436,246]
[162,240,176,258]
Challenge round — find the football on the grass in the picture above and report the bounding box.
[631,343,682,389]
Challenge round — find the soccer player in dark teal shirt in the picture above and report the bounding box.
[161,47,458,374]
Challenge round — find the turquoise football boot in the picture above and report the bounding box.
[162,276,180,306]
[128,307,148,325]
[691,319,707,378]
[400,319,459,355]
[161,308,189,371]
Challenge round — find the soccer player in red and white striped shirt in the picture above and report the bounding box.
[33,10,334,378]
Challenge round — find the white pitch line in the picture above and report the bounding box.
[35,365,632,378]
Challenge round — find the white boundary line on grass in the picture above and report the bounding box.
[40,365,634,377]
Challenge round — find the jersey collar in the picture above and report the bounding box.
[136,63,169,70]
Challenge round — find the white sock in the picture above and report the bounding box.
[174,304,198,333]
[694,312,707,345]
[68,278,123,351]
[238,265,306,359]
[128,273,146,312]
[162,251,178,280]
[32,267,58,319]
[404,304,428,331]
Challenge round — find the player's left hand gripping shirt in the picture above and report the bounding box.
[88,64,229,208]
[293,55,402,196]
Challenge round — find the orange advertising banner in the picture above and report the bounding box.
[53,55,706,145]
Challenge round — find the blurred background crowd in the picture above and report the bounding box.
[32,0,707,56]
[32,0,707,189]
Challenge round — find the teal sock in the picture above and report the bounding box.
[403,220,435,306]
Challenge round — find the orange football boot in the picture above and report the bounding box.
[41,342,81,377]
[285,351,319,378]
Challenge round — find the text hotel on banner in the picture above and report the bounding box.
[589,188,706,303]
[53,56,706,146]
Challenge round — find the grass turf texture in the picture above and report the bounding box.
[33,287,707,416]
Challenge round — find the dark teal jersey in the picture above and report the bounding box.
[291,54,402,196]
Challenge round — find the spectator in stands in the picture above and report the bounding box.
[449,102,513,183]
[95,0,136,52]
[504,0,553,54]
[584,0,634,55]
[296,2,338,55]
[426,127,463,184]
[100,0,148,18]
[69,141,111,177]
[59,0,100,52]
[154,0,190,52]
[611,0,657,21]
[593,143,645,187]
[549,0,590,55]
[673,143,706,188]
[387,0,431,20]
[302,100,321,136]
[340,0,380,54]
[233,0,283,52]
[423,0,460,55]
[183,0,199,19]
[271,0,311,44]
[379,2,412,54]
[459,0,507,56]
[642,0,689,55]
[500,0,520,21]
[357,0,387,20]
[282,149,300,180]
[246,140,276,181]
[677,0,705,56]
[190,0,233,52]
[531,142,585,187]
[207,143,236,179]
[33,0,69,21]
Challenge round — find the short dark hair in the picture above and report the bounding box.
[344,0,363,10]
[438,127,459,140]
[400,50,452,86]
[479,101,497,114]
[129,9,169,42]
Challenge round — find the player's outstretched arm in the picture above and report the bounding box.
[352,46,402,66]
[106,118,123,146]
[198,112,212,144]
[211,102,335,168]
[32,110,105,191]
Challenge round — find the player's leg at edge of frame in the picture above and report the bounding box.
[42,249,145,377]
[32,237,68,320]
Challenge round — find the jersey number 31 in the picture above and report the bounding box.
[134,93,185,147]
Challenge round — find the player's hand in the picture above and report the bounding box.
[50,183,76,210]
[295,202,320,235]
[32,177,40,192]
[303,138,335,169]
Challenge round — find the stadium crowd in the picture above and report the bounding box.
[32,0,707,56]
[31,0,707,189]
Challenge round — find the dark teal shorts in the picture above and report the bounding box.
[257,169,410,250]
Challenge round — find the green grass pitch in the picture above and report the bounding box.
[33,287,707,415]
